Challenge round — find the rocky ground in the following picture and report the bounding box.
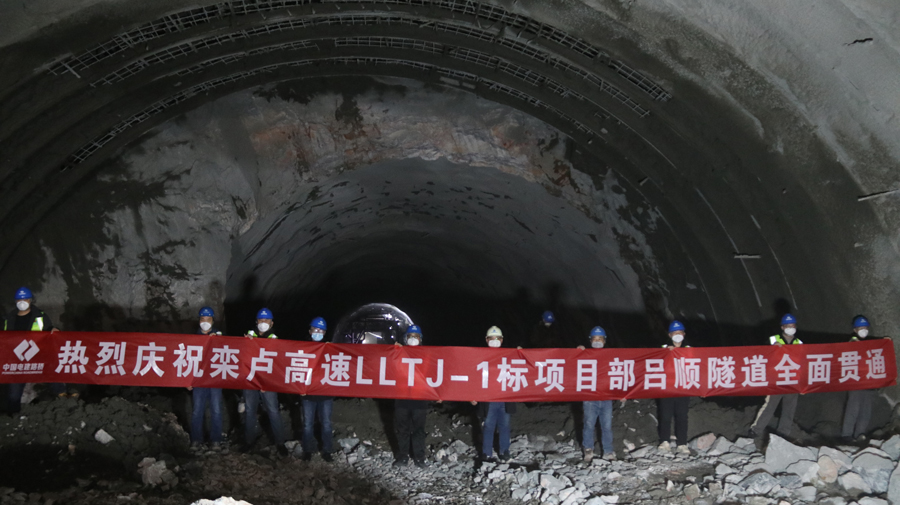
[0,391,899,504]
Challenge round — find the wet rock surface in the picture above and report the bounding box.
[0,394,898,504]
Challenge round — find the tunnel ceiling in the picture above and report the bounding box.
[1,0,899,349]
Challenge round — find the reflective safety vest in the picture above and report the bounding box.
[3,316,44,331]
[247,330,277,339]
[850,336,860,342]
[770,334,803,345]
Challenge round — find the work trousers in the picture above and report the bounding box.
[751,394,798,436]
[657,397,689,446]
[582,400,613,454]
[301,397,333,454]
[394,406,427,462]
[244,390,285,446]
[191,387,223,443]
[482,402,511,458]
[842,389,875,438]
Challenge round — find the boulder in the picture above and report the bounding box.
[707,436,734,456]
[881,435,900,461]
[887,461,900,505]
[818,455,839,483]
[785,459,819,484]
[689,433,716,452]
[739,472,779,495]
[775,473,803,489]
[820,446,854,474]
[796,485,816,502]
[764,435,816,472]
[852,450,894,493]
[94,428,115,444]
[684,484,701,500]
[857,497,888,505]
[839,471,872,496]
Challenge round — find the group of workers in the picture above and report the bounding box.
[3,287,884,466]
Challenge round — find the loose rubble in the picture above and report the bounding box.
[2,396,900,504]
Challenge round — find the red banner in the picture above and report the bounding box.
[0,332,894,401]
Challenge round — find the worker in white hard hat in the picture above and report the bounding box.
[471,326,516,461]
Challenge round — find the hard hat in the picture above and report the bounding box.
[542,311,555,323]
[257,308,273,320]
[486,326,503,338]
[199,306,215,318]
[310,317,327,330]
[781,313,796,326]
[589,326,607,338]
[668,320,685,333]
[406,324,422,335]
[14,287,32,300]
[853,316,870,328]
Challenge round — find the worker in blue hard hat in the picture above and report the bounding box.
[657,320,691,454]
[577,326,616,462]
[241,308,286,454]
[188,306,225,452]
[392,324,436,468]
[300,316,334,462]
[5,287,65,412]
[529,310,561,347]
[842,315,878,441]
[749,313,802,438]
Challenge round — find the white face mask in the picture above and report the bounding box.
[407,337,420,346]
[591,341,604,349]
[671,334,684,343]
[488,339,501,348]
[784,327,797,336]
[311,331,324,342]
[199,322,212,332]
[16,301,29,311]
[257,323,270,334]
[857,329,869,338]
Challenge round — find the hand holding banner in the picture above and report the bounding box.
[1,331,894,401]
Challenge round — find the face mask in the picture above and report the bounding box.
[671,334,684,343]
[311,331,324,342]
[784,327,797,336]
[257,323,270,334]
[857,329,869,338]
[199,322,212,332]
[488,339,501,348]
[407,337,420,346]
[16,301,29,311]
[591,341,604,349]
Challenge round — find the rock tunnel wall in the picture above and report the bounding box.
[0,0,897,399]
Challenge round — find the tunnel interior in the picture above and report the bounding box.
[0,1,897,388]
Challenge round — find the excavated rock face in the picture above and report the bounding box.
[0,1,899,404]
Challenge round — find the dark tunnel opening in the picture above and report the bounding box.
[220,157,657,348]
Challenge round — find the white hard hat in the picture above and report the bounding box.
[486,326,503,338]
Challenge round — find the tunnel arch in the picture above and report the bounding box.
[0,1,896,374]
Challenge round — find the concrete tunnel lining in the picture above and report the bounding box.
[0,1,896,398]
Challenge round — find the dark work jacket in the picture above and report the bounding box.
[5,306,54,331]
[196,325,222,336]
[529,322,561,348]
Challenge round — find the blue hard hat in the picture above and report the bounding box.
[853,316,870,328]
[668,320,685,333]
[14,287,32,300]
[310,317,327,330]
[781,313,797,326]
[589,326,606,338]
[406,325,422,335]
[199,306,215,318]
[257,308,273,320]
[542,311,555,323]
